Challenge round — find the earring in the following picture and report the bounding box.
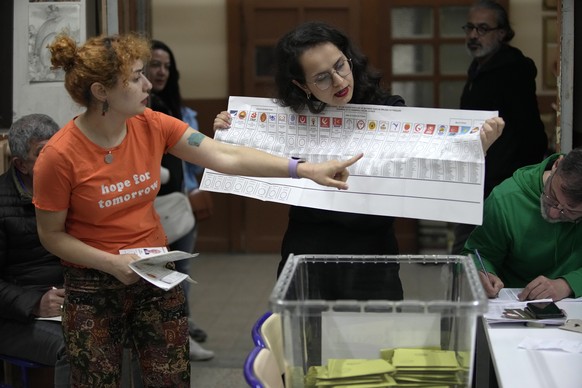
[102,100,109,116]
[306,91,311,100]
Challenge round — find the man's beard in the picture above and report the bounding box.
[466,39,498,59]
[540,195,572,223]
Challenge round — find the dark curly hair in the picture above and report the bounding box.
[274,21,394,114]
[49,33,151,108]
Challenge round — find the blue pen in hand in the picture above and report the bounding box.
[474,249,493,286]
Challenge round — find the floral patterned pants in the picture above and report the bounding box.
[62,267,190,387]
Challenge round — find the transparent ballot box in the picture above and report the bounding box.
[269,254,488,387]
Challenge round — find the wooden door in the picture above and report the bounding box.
[199,0,420,253]
[209,0,360,253]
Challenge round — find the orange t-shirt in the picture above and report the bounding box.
[33,109,189,259]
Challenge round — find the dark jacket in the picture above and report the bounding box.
[280,95,406,267]
[461,44,547,198]
[150,93,185,195]
[0,165,63,323]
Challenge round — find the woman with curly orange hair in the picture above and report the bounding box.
[35,33,362,386]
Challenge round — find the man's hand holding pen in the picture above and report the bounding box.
[477,271,504,298]
[474,249,504,298]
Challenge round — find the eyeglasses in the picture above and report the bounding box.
[461,23,501,36]
[309,58,353,91]
[542,172,582,221]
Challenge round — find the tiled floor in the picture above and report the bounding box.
[2,253,482,387]
[188,253,280,387]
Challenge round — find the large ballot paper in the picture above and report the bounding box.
[200,96,497,224]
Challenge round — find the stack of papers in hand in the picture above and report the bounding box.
[120,247,199,291]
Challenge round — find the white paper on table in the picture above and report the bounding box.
[491,288,582,303]
[488,288,532,303]
[201,96,497,225]
[518,337,582,353]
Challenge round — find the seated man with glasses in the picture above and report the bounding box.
[462,148,582,302]
[451,0,548,254]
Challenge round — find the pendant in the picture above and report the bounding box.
[104,152,113,164]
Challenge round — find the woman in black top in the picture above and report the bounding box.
[213,22,404,300]
[213,21,503,300]
[273,21,404,300]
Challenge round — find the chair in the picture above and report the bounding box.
[243,346,284,388]
[251,311,272,347]
[0,354,50,388]
[251,311,285,374]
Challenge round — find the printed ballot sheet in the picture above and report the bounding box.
[120,247,198,291]
[200,96,497,224]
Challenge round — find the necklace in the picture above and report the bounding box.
[104,151,114,164]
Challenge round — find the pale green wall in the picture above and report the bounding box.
[511,0,558,96]
[152,0,555,99]
[151,0,227,99]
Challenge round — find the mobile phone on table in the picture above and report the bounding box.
[525,302,566,319]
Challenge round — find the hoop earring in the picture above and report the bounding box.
[102,100,109,116]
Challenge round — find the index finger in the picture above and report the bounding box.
[342,152,364,168]
[518,280,541,301]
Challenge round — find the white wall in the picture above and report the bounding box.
[11,1,553,125]
[12,1,86,127]
[152,0,552,99]
[511,0,557,96]
[151,0,227,99]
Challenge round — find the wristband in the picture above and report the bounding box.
[288,157,304,179]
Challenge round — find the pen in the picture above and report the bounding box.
[474,249,492,285]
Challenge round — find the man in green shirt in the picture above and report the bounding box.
[463,148,582,301]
